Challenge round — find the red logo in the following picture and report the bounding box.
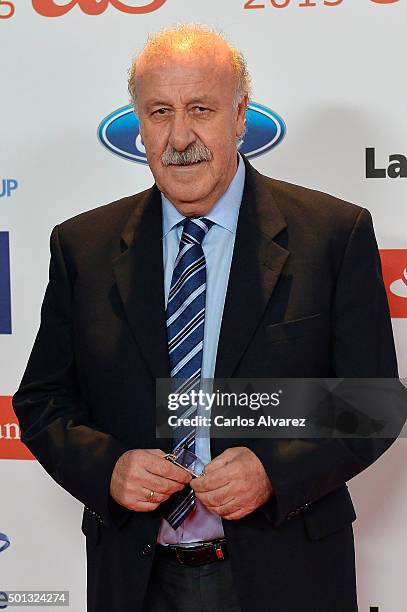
[0,396,34,460]
[0,1,15,19]
[32,0,167,17]
[380,250,407,318]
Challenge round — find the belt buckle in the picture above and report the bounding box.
[213,542,225,561]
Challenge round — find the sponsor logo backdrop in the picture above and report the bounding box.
[0,1,406,610]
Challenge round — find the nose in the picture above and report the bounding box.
[168,110,196,152]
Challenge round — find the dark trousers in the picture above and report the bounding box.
[142,550,242,612]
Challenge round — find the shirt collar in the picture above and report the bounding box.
[161,152,246,237]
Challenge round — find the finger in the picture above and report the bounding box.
[204,448,241,474]
[205,497,238,515]
[191,467,231,492]
[144,449,167,457]
[223,508,246,520]
[208,499,241,516]
[193,484,233,507]
[116,491,161,512]
[128,500,161,512]
[140,488,170,504]
[195,491,241,517]
[203,455,230,474]
[141,473,187,496]
[143,454,193,484]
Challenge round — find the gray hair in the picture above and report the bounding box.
[127,23,252,113]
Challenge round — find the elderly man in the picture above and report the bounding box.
[13,24,398,612]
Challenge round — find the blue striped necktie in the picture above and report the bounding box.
[163,216,213,529]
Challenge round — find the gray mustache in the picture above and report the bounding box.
[161,143,213,166]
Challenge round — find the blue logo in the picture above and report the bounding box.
[0,534,10,554]
[0,233,12,334]
[0,180,18,198]
[98,102,285,164]
[0,591,8,610]
[0,533,10,609]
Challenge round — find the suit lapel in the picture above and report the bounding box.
[214,158,290,378]
[112,186,171,380]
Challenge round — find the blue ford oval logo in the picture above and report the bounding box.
[98,102,285,164]
[0,532,10,554]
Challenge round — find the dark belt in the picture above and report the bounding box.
[156,539,228,566]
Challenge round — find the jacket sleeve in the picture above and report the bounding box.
[12,225,133,529]
[254,207,405,527]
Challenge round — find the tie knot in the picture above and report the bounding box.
[181,217,214,246]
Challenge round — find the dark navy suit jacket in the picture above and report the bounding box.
[13,156,400,612]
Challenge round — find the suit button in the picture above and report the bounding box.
[142,544,153,556]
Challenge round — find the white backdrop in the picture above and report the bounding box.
[1,1,406,610]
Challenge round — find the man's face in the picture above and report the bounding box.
[136,46,247,216]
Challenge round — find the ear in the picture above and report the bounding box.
[236,94,248,139]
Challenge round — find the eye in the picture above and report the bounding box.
[152,108,170,116]
[192,106,210,114]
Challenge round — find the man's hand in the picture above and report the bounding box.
[110,449,192,512]
[191,447,273,520]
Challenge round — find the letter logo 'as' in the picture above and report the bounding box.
[32,0,166,17]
